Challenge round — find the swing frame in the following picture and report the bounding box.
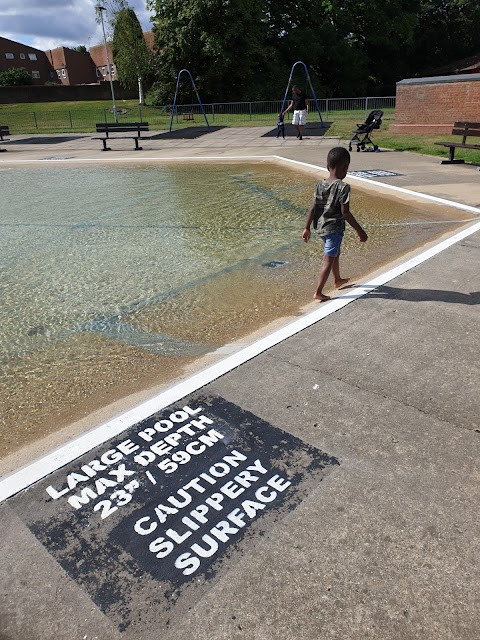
[280,61,325,127]
[169,69,211,133]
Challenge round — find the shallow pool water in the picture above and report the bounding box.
[0,161,469,455]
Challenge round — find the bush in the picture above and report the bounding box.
[0,67,34,86]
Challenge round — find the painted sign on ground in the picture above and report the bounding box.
[10,395,338,634]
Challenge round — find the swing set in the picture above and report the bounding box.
[168,61,324,133]
[169,69,211,133]
[280,61,325,127]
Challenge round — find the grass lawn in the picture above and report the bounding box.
[328,114,480,164]
[1,99,479,164]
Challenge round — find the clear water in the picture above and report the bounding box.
[0,161,468,454]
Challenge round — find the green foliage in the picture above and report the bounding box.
[112,7,153,97]
[72,45,89,54]
[147,0,480,101]
[0,68,34,86]
[148,0,276,103]
[412,0,480,72]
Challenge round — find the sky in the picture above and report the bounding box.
[1,0,155,51]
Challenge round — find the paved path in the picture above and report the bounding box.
[1,128,479,639]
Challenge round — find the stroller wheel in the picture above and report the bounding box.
[373,145,379,151]
[356,145,360,152]
[361,144,365,151]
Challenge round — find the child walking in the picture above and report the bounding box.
[302,147,368,301]
[276,112,285,139]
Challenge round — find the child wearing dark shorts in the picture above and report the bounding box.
[302,147,368,301]
[276,113,285,139]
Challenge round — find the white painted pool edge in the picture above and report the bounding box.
[1,158,479,502]
[273,156,480,215]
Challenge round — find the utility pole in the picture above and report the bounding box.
[96,5,118,123]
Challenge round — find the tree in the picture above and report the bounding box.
[72,45,89,55]
[112,7,153,104]
[411,0,480,74]
[148,0,276,103]
[0,67,34,86]
[266,0,369,97]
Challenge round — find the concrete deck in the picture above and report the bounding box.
[0,129,479,640]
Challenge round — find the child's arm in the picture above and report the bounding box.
[302,202,315,242]
[341,202,368,242]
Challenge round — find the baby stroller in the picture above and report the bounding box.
[348,110,383,152]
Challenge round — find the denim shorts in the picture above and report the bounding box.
[321,231,344,257]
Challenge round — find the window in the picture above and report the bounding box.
[32,70,40,79]
[28,53,37,61]
[110,64,115,77]
[56,69,61,77]
[5,53,14,59]
[96,68,101,77]
[102,66,106,76]
[61,69,66,78]
[20,53,25,59]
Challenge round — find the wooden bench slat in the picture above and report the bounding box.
[453,121,480,128]
[435,142,480,150]
[452,128,480,137]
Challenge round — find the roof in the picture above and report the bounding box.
[424,52,480,76]
[397,73,480,85]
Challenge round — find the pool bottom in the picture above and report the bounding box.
[0,210,473,472]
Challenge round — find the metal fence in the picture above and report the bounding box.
[1,96,395,133]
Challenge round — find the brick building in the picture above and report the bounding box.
[45,47,97,85]
[0,31,155,87]
[89,32,154,84]
[89,42,116,84]
[0,36,56,85]
[391,74,480,135]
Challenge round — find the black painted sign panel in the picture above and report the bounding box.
[10,395,339,634]
[348,169,403,178]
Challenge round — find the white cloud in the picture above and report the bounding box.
[1,0,154,50]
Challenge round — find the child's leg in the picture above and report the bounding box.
[331,249,350,289]
[314,255,335,301]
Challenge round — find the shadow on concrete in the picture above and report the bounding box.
[342,284,480,305]
[4,136,87,145]
[262,122,332,138]
[148,126,225,140]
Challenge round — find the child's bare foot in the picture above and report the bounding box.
[334,278,350,289]
[313,293,331,302]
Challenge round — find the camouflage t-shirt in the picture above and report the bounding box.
[313,179,350,236]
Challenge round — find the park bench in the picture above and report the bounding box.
[435,121,480,164]
[0,125,10,152]
[93,122,149,151]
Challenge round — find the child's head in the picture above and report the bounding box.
[326,146,350,178]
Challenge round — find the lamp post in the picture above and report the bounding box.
[96,4,117,122]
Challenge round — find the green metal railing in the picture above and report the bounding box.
[0,97,396,134]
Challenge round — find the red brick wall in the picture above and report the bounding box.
[391,75,480,134]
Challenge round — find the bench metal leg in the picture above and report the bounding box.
[101,139,111,152]
[440,146,465,164]
[134,138,142,151]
